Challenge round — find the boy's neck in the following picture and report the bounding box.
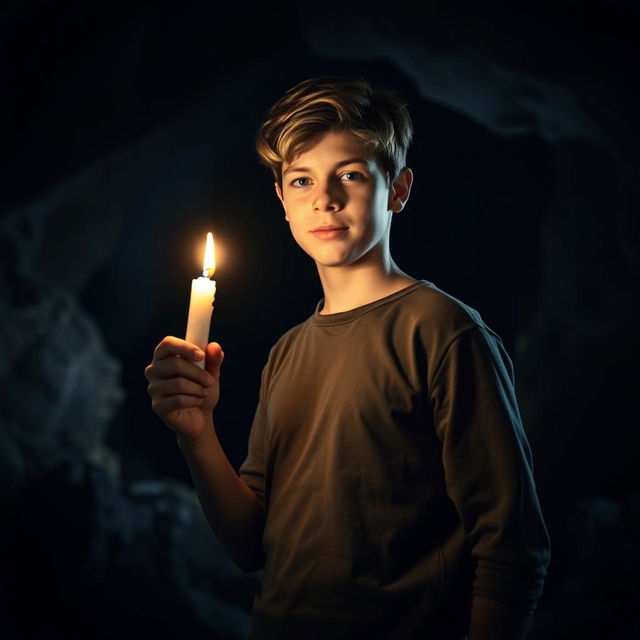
[316,254,417,315]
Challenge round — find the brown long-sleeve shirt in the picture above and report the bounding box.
[240,280,550,639]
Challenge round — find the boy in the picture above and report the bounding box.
[145,76,550,639]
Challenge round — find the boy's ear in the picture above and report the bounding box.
[274,182,289,221]
[389,167,413,213]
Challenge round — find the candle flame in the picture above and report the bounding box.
[202,232,215,278]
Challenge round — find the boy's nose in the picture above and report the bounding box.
[313,197,339,211]
[312,182,343,211]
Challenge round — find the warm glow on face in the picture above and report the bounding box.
[203,232,216,277]
[278,131,392,270]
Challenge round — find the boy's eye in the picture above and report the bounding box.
[341,171,363,181]
[291,177,311,187]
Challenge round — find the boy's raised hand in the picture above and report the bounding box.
[145,337,224,442]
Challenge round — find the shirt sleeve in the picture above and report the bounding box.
[239,364,269,505]
[429,325,551,611]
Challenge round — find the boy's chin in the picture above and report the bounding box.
[312,256,360,270]
[304,246,377,270]
[304,246,350,264]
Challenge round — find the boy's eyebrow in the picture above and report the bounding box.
[283,158,369,177]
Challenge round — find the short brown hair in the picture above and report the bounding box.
[256,75,413,186]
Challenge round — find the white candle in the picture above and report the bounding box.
[185,232,216,369]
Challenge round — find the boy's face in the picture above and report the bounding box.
[275,131,412,271]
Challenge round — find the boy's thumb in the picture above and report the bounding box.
[205,342,225,377]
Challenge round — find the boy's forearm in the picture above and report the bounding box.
[469,595,533,640]
[177,420,265,572]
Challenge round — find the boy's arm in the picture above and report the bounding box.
[469,595,532,640]
[430,325,551,626]
[177,423,265,572]
[146,338,265,572]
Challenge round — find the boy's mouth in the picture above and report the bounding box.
[310,225,349,240]
[311,225,349,232]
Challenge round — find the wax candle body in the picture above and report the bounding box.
[185,276,216,369]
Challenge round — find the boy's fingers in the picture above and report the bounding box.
[149,356,213,385]
[148,378,208,400]
[154,336,204,363]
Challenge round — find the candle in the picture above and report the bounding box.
[185,232,216,369]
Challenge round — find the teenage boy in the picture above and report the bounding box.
[145,76,550,639]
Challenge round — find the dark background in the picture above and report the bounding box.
[1,1,638,638]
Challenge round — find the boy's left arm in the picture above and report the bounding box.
[469,595,532,640]
[429,325,551,635]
